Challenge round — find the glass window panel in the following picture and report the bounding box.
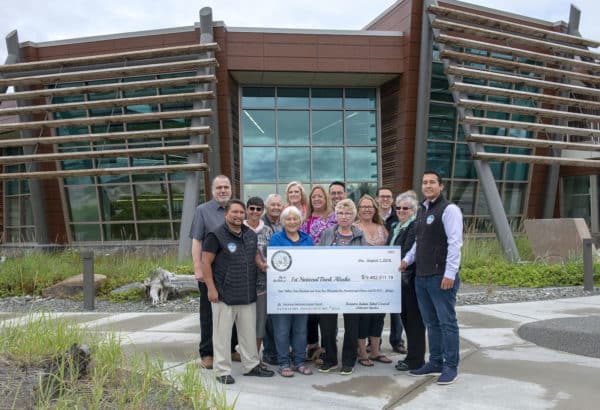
[243,147,276,182]
[52,94,84,104]
[170,182,185,219]
[277,88,309,108]
[138,223,171,240]
[450,181,475,215]
[503,183,526,215]
[163,118,191,128]
[346,147,377,181]
[483,146,504,179]
[54,110,86,119]
[90,107,122,117]
[312,111,343,145]
[278,147,309,181]
[345,89,376,110]
[105,223,136,241]
[277,110,309,145]
[72,224,101,241]
[126,104,158,114]
[311,88,342,109]
[136,185,169,221]
[5,197,20,225]
[426,142,453,178]
[57,126,89,136]
[453,144,476,179]
[242,87,275,108]
[162,101,193,111]
[24,200,33,226]
[428,104,456,141]
[127,121,161,131]
[346,111,376,145]
[100,185,134,222]
[431,74,453,102]
[242,184,277,202]
[5,180,19,195]
[346,182,377,203]
[66,186,99,222]
[506,149,530,180]
[242,110,275,145]
[312,148,343,181]
[132,172,167,183]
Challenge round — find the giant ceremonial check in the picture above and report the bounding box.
[267,246,401,314]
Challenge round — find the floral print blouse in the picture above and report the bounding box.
[300,212,337,245]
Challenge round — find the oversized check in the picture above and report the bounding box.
[267,246,401,314]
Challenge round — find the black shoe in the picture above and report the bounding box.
[244,364,275,377]
[216,375,235,384]
[317,362,339,373]
[393,343,408,355]
[395,360,410,371]
[262,356,279,366]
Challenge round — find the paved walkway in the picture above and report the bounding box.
[2,295,600,409]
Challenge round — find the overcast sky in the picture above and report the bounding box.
[1,0,598,64]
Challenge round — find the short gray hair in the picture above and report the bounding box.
[396,192,418,212]
[265,193,283,205]
[335,198,357,220]
[280,205,303,222]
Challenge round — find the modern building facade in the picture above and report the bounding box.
[1,0,598,256]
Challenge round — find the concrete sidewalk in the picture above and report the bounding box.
[2,295,600,409]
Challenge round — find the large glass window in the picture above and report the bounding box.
[46,71,202,242]
[241,87,378,199]
[427,44,535,231]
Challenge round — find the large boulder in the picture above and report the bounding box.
[42,274,107,298]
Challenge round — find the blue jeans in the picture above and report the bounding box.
[271,313,308,368]
[415,274,460,370]
[262,315,277,362]
[389,313,404,347]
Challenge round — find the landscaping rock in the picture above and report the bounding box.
[111,282,145,295]
[41,274,107,298]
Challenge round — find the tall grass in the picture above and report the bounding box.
[0,249,192,297]
[0,313,230,409]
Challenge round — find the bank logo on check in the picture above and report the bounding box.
[271,250,292,272]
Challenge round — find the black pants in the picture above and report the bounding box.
[307,314,321,345]
[198,281,238,357]
[358,313,385,339]
[400,274,426,369]
[320,313,360,367]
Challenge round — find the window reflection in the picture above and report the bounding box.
[278,88,309,108]
[313,148,343,181]
[243,147,276,182]
[278,111,309,145]
[278,148,309,181]
[312,88,343,109]
[346,111,376,145]
[312,111,343,145]
[242,110,275,145]
[346,148,377,181]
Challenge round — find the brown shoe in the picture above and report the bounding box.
[199,356,213,369]
[231,352,242,362]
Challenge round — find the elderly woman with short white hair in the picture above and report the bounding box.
[268,206,314,377]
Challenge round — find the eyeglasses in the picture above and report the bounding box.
[396,206,411,211]
[336,212,353,217]
[248,206,263,212]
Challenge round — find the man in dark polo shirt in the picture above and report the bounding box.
[400,170,463,385]
[190,175,238,369]
[202,199,274,384]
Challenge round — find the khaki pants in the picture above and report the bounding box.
[212,301,259,377]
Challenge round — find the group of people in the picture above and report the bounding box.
[190,171,463,386]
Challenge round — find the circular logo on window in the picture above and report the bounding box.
[271,250,292,272]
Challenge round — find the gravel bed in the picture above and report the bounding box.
[0,285,599,313]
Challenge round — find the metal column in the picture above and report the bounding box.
[4,30,49,244]
[178,7,217,261]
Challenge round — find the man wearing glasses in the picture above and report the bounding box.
[376,187,399,233]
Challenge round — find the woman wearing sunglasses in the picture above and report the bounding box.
[388,191,426,372]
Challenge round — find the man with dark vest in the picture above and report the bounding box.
[400,171,463,385]
[202,199,275,384]
[190,175,239,369]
